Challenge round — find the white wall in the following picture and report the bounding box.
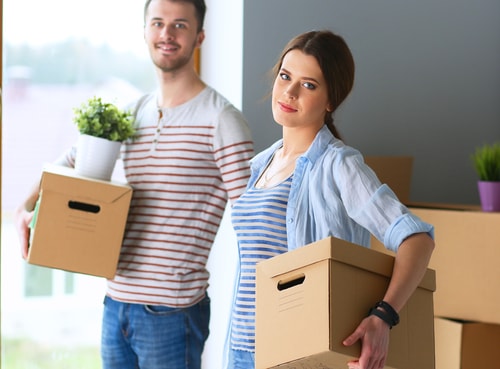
[202,0,243,109]
[201,1,243,368]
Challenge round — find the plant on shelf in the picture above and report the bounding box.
[72,96,137,181]
[472,142,500,181]
[73,96,136,142]
[471,142,500,212]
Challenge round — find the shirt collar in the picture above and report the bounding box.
[251,125,339,169]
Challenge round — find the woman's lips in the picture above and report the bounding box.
[278,101,297,113]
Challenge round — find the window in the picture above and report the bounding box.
[2,1,155,367]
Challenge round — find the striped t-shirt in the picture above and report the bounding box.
[61,87,254,307]
[230,176,292,352]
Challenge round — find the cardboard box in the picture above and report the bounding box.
[372,203,500,325]
[434,317,500,369]
[256,237,436,369]
[28,164,132,278]
[365,156,413,205]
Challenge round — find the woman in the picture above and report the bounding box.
[228,30,435,369]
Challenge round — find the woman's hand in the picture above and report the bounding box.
[343,233,434,369]
[343,314,390,369]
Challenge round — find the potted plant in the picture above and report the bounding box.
[73,96,136,181]
[471,142,500,212]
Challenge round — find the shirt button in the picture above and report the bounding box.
[288,218,294,223]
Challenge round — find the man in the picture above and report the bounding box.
[15,1,254,368]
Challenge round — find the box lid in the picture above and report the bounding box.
[257,237,436,291]
[40,163,132,204]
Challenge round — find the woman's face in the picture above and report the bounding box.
[272,49,330,131]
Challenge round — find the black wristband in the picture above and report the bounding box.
[368,301,400,329]
[377,301,400,325]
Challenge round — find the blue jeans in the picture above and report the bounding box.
[101,295,210,369]
[227,348,255,369]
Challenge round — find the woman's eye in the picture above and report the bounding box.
[303,82,316,90]
[279,73,290,81]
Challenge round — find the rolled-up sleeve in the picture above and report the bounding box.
[384,213,434,253]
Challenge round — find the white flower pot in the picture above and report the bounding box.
[74,134,122,181]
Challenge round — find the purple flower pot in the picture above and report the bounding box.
[478,181,500,212]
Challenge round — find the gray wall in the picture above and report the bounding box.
[241,0,500,205]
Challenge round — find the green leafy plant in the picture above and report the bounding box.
[73,96,136,142]
[471,142,500,181]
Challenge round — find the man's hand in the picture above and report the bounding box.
[15,207,34,259]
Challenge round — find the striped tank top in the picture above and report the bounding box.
[230,176,292,352]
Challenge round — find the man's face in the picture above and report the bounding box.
[144,0,204,73]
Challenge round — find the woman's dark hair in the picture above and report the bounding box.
[144,0,207,32]
[272,30,355,139]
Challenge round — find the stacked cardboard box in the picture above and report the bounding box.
[411,205,500,369]
[410,204,500,324]
[363,156,500,368]
[434,317,500,369]
[28,164,133,278]
[256,236,436,369]
[371,204,500,368]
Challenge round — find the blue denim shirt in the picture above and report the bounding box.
[248,125,434,252]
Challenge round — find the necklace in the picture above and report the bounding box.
[258,148,298,188]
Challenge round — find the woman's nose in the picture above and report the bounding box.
[285,84,298,99]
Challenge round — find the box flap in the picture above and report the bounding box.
[365,156,413,205]
[257,237,436,292]
[40,163,132,204]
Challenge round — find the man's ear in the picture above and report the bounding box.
[196,30,206,48]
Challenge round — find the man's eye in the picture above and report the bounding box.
[175,23,187,29]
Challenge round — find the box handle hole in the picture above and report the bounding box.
[277,274,305,291]
[68,200,101,214]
